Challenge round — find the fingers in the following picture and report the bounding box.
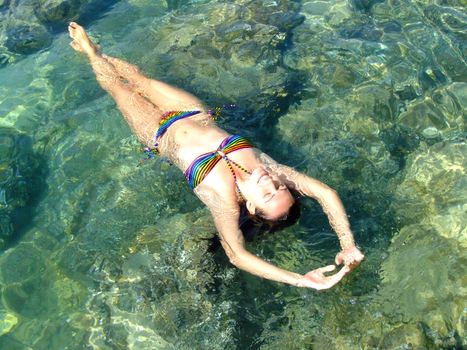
[336,248,365,268]
[301,264,351,290]
[346,252,364,267]
[323,265,349,288]
[333,264,350,278]
[327,265,350,285]
[340,264,351,275]
[313,265,349,290]
[320,265,336,273]
[335,253,343,266]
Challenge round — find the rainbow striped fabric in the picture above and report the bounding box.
[184,135,253,189]
[155,110,201,140]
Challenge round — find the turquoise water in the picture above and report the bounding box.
[0,0,465,349]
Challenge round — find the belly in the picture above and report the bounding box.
[169,118,230,167]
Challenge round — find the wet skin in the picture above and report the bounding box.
[68,21,364,289]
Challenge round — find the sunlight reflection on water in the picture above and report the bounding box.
[0,0,465,349]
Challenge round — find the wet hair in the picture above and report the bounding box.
[239,188,302,241]
[207,188,301,252]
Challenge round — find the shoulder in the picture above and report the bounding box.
[254,149,301,182]
[193,182,239,214]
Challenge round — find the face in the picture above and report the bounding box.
[243,167,294,220]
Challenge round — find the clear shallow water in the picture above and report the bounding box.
[0,0,465,349]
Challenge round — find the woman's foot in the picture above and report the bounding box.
[68,22,99,58]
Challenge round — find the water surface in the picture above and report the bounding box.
[0,0,465,349]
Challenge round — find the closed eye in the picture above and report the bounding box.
[265,187,288,203]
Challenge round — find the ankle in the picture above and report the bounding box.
[88,52,104,64]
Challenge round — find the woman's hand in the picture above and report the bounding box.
[297,265,350,290]
[335,245,364,269]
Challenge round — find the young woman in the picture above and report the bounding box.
[68,22,364,290]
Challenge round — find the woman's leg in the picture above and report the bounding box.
[102,55,206,112]
[68,22,161,146]
[91,58,161,145]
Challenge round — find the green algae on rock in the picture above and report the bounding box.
[393,141,466,226]
[79,211,238,349]
[271,0,466,348]
[115,0,304,135]
[5,22,51,55]
[0,128,44,248]
[0,0,465,348]
[0,0,118,61]
[0,311,18,336]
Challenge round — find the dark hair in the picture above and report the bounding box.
[239,188,302,241]
[207,189,301,252]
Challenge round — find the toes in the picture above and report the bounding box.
[68,22,82,37]
[69,41,82,52]
[68,26,76,38]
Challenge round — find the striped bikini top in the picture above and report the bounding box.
[184,135,253,190]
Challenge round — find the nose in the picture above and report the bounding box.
[272,177,285,190]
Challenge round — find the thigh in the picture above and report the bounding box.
[110,82,163,146]
[145,79,206,112]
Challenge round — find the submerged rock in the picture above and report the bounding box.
[398,99,450,132]
[376,222,465,346]
[35,0,119,27]
[124,0,304,133]
[0,128,44,248]
[0,311,18,336]
[275,87,400,224]
[34,0,83,25]
[351,0,385,13]
[0,0,118,63]
[0,0,10,9]
[313,140,466,348]
[393,141,466,225]
[5,22,51,55]
[0,243,45,284]
[267,11,304,31]
[80,211,237,349]
[311,217,465,349]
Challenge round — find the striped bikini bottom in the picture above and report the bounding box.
[155,110,202,144]
[142,110,201,161]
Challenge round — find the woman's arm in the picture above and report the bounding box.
[258,153,364,267]
[195,186,349,289]
[211,205,349,289]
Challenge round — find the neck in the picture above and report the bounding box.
[222,155,252,193]
[235,173,251,202]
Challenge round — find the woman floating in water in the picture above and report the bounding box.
[68,22,364,290]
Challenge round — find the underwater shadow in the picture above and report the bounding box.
[0,128,47,250]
